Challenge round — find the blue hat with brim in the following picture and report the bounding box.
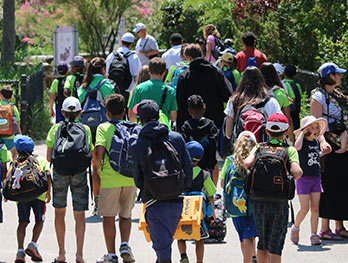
[186,141,204,162]
[318,62,346,78]
[14,134,34,153]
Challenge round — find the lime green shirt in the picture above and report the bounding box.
[164,61,189,84]
[193,166,216,197]
[232,69,242,87]
[0,144,11,163]
[273,87,291,109]
[283,78,303,98]
[77,75,114,103]
[219,157,232,181]
[128,79,178,118]
[46,122,94,151]
[0,100,21,139]
[64,73,84,96]
[49,75,67,94]
[95,122,135,188]
[36,155,50,201]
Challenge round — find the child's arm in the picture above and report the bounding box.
[294,130,305,151]
[46,147,52,163]
[209,195,216,220]
[290,162,303,180]
[45,172,51,203]
[49,92,56,118]
[244,154,255,170]
[1,162,7,180]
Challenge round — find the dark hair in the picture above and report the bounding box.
[267,128,287,138]
[260,62,283,88]
[105,94,125,115]
[319,74,337,86]
[242,32,257,47]
[232,66,268,113]
[170,33,183,46]
[180,43,188,57]
[0,85,13,99]
[284,64,297,78]
[82,57,106,89]
[149,57,167,75]
[184,44,202,59]
[203,24,220,39]
[187,94,205,110]
[63,111,80,122]
[121,40,132,48]
[195,38,205,45]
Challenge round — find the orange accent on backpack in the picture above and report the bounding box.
[0,104,14,135]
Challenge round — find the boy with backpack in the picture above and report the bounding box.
[0,137,11,225]
[46,96,93,263]
[244,113,303,263]
[95,94,138,263]
[181,95,219,185]
[49,62,70,123]
[217,52,241,92]
[0,85,22,159]
[64,55,85,98]
[131,99,192,263]
[177,141,216,263]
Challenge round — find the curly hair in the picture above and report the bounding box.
[233,135,257,175]
[203,24,220,40]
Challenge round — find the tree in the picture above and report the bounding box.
[1,0,15,64]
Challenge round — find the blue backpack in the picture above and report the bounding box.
[223,156,253,217]
[108,120,142,178]
[81,79,107,133]
[243,50,259,71]
[171,64,189,91]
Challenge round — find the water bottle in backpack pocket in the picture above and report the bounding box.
[108,121,142,178]
[81,79,108,133]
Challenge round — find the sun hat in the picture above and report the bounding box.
[318,62,346,78]
[186,141,204,162]
[62,97,81,112]
[133,99,159,121]
[266,113,289,132]
[121,32,135,43]
[237,131,257,143]
[133,23,146,33]
[294,116,327,137]
[14,134,34,153]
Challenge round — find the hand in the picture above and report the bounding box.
[45,192,51,203]
[139,50,147,56]
[50,108,55,118]
[320,140,332,156]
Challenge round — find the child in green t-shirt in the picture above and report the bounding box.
[177,141,216,263]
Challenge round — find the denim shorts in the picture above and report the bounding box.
[252,200,289,255]
[52,170,89,211]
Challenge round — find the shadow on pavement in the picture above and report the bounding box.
[85,215,103,223]
[320,239,348,246]
[296,244,331,252]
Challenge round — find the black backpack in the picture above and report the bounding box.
[288,80,302,114]
[56,76,67,108]
[245,143,295,201]
[212,37,225,59]
[51,122,92,175]
[3,155,49,202]
[108,51,133,93]
[72,73,84,98]
[143,140,185,201]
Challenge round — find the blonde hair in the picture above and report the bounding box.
[233,135,257,174]
[203,24,220,40]
[135,65,150,86]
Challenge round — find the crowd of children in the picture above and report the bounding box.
[1,27,348,263]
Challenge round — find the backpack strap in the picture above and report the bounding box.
[159,85,168,110]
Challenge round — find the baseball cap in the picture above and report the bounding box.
[62,97,81,112]
[133,99,159,121]
[237,131,257,143]
[71,56,84,68]
[133,23,146,33]
[14,134,34,153]
[318,62,346,78]
[266,113,289,133]
[121,32,135,43]
[186,141,204,162]
[273,63,284,75]
[57,61,69,74]
[221,52,234,63]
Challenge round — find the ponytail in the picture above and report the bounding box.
[82,57,106,89]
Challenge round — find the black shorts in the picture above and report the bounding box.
[17,199,46,223]
[252,200,289,255]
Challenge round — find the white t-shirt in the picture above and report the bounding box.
[105,47,142,92]
[312,89,342,130]
[135,34,159,66]
[161,45,182,70]
[224,97,282,119]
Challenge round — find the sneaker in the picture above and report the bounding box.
[290,225,300,244]
[25,243,42,262]
[15,250,26,263]
[310,234,322,245]
[252,255,257,263]
[119,244,135,263]
[180,258,189,263]
[96,254,118,263]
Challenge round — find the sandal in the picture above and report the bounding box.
[52,257,67,263]
[319,229,343,240]
[335,227,348,238]
[76,255,86,263]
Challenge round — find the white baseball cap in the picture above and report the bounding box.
[62,97,81,112]
[133,23,146,33]
[121,32,135,43]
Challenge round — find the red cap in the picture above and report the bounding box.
[266,113,289,132]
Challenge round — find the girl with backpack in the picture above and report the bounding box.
[203,24,221,63]
[220,131,257,263]
[291,116,327,245]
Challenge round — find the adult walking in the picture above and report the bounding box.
[311,62,348,239]
[133,23,159,66]
[203,24,220,63]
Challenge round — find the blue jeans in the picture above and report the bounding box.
[146,201,183,263]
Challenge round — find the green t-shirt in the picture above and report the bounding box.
[128,79,178,119]
[95,122,135,188]
[46,122,94,151]
[219,157,232,181]
[273,87,291,109]
[0,100,21,139]
[0,144,11,163]
[193,166,216,197]
[36,155,50,201]
[77,75,115,103]
[250,139,299,164]
[164,61,189,84]
[283,78,303,98]
[49,75,67,94]
[232,69,242,87]
[64,73,84,96]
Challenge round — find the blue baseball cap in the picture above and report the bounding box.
[14,135,34,153]
[318,62,346,78]
[186,141,204,162]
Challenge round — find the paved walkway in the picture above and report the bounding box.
[0,143,347,262]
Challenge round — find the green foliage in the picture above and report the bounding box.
[0,63,42,80]
[300,92,311,121]
[27,94,51,140]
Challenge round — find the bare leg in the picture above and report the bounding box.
[294,195,310,228]
[74,211,86,261]
[17,222,28,249]
[54,208,66,261]
[119,216,131,243]
[177,240,187,255]
[257,249,268,263]
[195,240,204,263]
[243,238,255,263]
[212,164,219,186]
[103,216,116,253]
[321,218,330,232]
[309,192,320,234]
[32,221,43,243]
[269,253,281,263]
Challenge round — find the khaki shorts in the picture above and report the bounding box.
[97,186,137,218]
